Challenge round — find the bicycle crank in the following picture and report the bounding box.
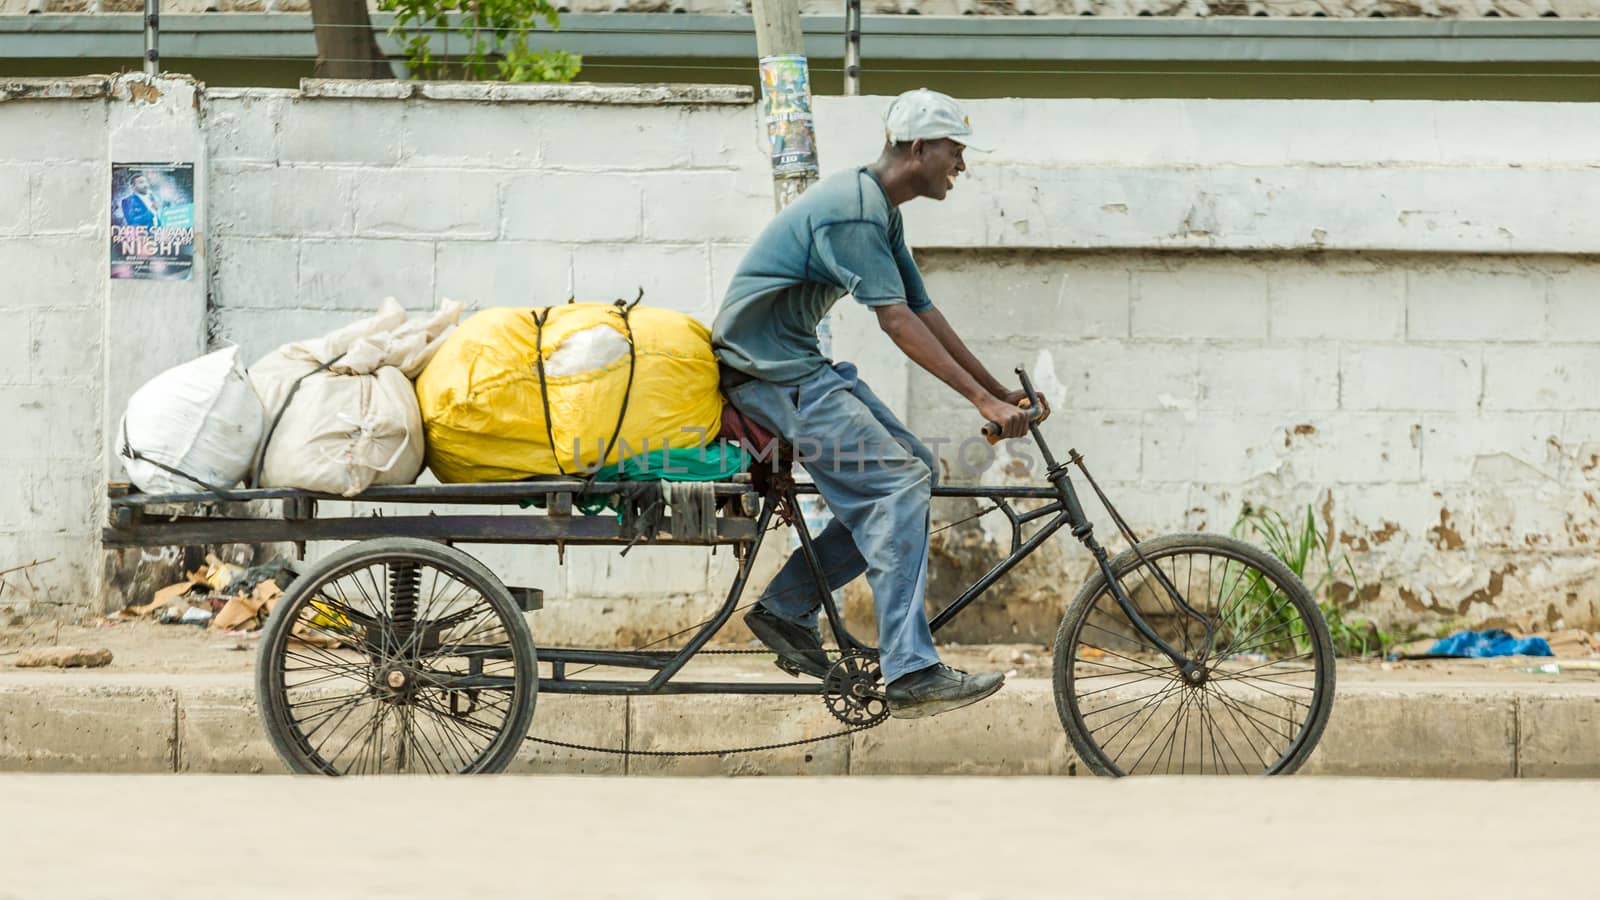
[822,651,890,727]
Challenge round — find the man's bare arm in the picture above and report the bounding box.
[875,304,1029,439]
[915,306,1010,399]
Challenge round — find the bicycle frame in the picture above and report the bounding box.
[539,369,1210,696]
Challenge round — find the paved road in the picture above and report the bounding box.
[2,775,1595,899]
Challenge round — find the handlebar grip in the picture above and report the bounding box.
[980,402,1044,442]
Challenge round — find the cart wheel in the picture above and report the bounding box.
[255,537,537,775]
[1052,532,1335,776]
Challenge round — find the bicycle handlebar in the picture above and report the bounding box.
[980,403,1045,441]
[979,366,1049,443]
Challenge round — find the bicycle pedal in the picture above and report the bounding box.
[773,657,803,678]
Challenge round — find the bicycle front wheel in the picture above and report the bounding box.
[1052,532,1335,776]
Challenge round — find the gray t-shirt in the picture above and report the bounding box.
[711,167,933,385]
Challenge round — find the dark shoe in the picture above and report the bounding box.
[744,605,830,679]
[886,664,1004,719]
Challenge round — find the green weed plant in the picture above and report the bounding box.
[1229,501,1390,658]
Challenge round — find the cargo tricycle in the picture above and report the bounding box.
[104,369,1334,776]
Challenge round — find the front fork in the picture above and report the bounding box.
[1050,463,1212,683]
[1008,360,1214,682]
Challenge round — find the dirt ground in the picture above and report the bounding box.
[6,614,1600,686]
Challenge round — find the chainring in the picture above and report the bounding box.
[822,651,890,727]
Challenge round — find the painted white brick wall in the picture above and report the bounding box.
[0,93,109,615]
[4,78,1598,640]
[813,97,1600,254]
[907,250,1600,635]
[197,83,766,627]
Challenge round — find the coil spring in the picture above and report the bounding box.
[389,561,420,639]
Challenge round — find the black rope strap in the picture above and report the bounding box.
[120,418,246,502]
[582,291,642,493]
[250,353,347,489]
[530,308,568,477]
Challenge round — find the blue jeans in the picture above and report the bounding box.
[725,361,941,684]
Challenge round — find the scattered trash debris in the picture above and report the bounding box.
[14,646,113,668]
[210,581,281,632]
[201,553,246,593]
[159,605,212,626]
[1426,630,1553,658]
[126,580,201,617]
[125,556,297,633]
[1389,629,1599,662]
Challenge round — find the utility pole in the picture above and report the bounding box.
[751,0,836,570]
[752,0,818,211]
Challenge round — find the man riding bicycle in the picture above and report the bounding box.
[714,89,1046,720]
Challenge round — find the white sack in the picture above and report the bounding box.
[119,346,265,495]
[250,298,462,497]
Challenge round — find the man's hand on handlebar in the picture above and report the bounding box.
[1001,389,1050,423]
[978,396,1032,441]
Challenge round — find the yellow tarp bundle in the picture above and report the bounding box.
[416,303,724,483]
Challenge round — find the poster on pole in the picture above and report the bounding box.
[110,162,196,281]
[759,54,819,177]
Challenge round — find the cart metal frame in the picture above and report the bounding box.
[104,371,1205,699]
[102,370,1337,776]
[105,474,1084,698]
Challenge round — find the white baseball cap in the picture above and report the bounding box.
[883,88,990,152]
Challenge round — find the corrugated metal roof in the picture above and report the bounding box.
[6,11,1600,62]
[5,0,1599,16]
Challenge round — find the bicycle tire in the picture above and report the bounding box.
[256,537,538,775]
[1052,532,1335,776]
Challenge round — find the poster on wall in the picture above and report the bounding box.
[759,54,819,177]
[110,162,196,281]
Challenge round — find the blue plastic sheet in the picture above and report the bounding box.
[1428,629,1553,658]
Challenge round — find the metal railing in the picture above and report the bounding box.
[143,0,159,75]
[843,0,861,95]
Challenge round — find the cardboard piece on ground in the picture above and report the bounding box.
[210,595,261,631]
[208,582,284,632]
[254,581,282,607]
[127,581,198,616]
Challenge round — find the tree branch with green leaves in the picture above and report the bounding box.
[379,0,581,82]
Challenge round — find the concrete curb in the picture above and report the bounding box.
[3,674,1597,776]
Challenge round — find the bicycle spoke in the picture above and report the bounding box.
[1060,540,1331,776]
[1122,688,1192,774]
[1210,688,1291,756]
[264,547,533,776]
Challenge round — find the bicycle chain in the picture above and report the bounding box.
[523,648,888,758]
